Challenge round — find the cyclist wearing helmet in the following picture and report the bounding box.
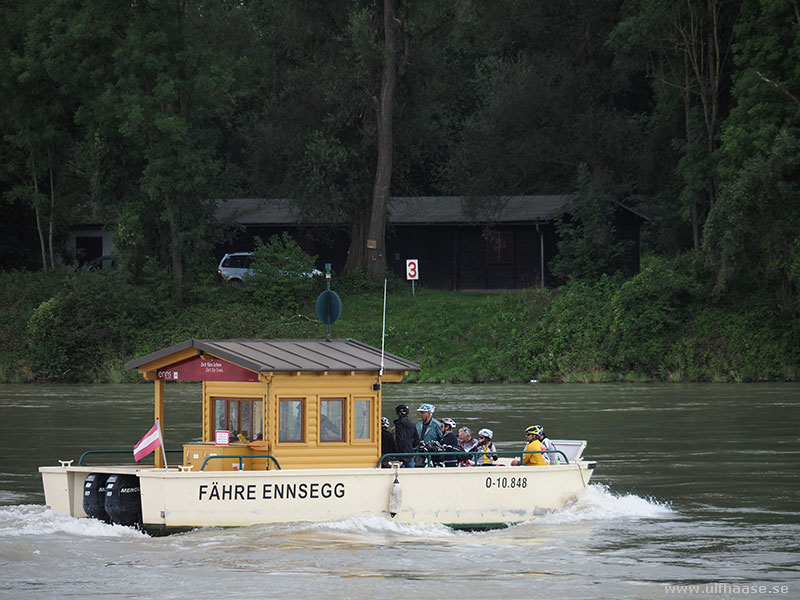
[380,416,398,467]
[511,425,547,466]
[416,403,443,444]
[534,425,559,465]
[438,417,460,467]
[439,417,458,445]
[393,404,419,467]
[475,428,498,465]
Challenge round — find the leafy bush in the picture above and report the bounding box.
[0,270,69,380]
[529,277,618,378]
[606,254,706,374]
[248,233,321,311]
[23,270,169,381]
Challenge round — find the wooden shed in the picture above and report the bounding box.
[215,195,648,290]
[125,338,420,471]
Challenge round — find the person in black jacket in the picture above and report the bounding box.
[439,417,461,467]
[393,404,419,467]
[380,416,398,467]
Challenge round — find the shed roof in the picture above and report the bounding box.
[215,196,575,226]
[388,195,573,224]
[125,338,420,374]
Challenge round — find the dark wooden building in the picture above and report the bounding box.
[215,196,648,290]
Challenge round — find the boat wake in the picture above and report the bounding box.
[287,513,463,541]
[0,483,671,543]
[234,484,674,544]
[531,483,673,525]
[0,504,145,539]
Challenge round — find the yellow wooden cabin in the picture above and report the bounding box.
[125,338,420,471]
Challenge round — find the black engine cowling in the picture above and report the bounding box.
[83,473,111,522]
[103,474,142,526]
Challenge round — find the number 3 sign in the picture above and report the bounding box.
[406,259,419,280]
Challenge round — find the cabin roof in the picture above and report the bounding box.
[124,338,421,374]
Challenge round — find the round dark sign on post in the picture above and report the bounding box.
[316,290,343,338]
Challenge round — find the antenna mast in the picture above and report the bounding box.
[380,278,387,377]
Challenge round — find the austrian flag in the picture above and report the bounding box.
[133,421,163,462]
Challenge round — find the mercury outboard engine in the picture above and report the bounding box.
[83,473,111,522]
[104,474,142,527]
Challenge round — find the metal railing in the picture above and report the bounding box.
[77,449,183,465]
[376,448,569,468]
[200,454,282,471]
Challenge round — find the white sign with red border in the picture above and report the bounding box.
[406,259,419,280]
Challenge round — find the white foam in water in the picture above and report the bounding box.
[0,505,145,539]
[0,484,671,543]
[533,483,674,525]
[305,513,461,538]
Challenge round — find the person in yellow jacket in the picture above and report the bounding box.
[511,425,548,466]
[475,428,498,465]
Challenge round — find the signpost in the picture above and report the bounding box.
[406,259,419,296]
[316,263,342,339]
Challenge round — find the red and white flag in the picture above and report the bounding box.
[133,421,163,462]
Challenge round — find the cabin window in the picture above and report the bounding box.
[279,399,305,442]
[319,398,345,442]
[353,399,371,440]
[212,397,263,441]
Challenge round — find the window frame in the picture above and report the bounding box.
[278,398,306,443]
[352,397,373,442]
[319,397,346,443]
[211,397,263,442]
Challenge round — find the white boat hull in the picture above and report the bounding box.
[40,461,595,533]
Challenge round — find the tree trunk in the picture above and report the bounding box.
[34,204,47,272]
[29,146,48,272]
[365,0,397,282]
[683,55,700,252]
[47,147,56,270]
[706,0,721,210]
[344,209,368,274]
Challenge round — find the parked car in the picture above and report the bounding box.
[217,252,254,282]
[217,252,323,282]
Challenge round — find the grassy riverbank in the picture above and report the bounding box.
[0,255,797,384]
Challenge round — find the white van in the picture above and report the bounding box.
[217,252,323,282]
[217,252,254,282]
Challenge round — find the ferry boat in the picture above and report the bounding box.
[39,337,596,535]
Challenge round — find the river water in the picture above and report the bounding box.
[1,383,798,599]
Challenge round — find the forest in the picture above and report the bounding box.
[1,1,798,383]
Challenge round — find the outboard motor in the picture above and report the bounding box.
[83,473,111,522]
[104,474,142,527]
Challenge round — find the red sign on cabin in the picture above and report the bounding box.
[156,355,258,382]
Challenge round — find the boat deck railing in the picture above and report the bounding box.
[77,449,183,465]
[71,449,565,471]
[376,448,569,468]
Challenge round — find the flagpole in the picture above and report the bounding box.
[156,418,168,469]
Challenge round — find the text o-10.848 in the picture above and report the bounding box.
[485,476,527,489]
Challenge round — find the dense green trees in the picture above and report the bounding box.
[707,0,800,302]
[1,1,798,322]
